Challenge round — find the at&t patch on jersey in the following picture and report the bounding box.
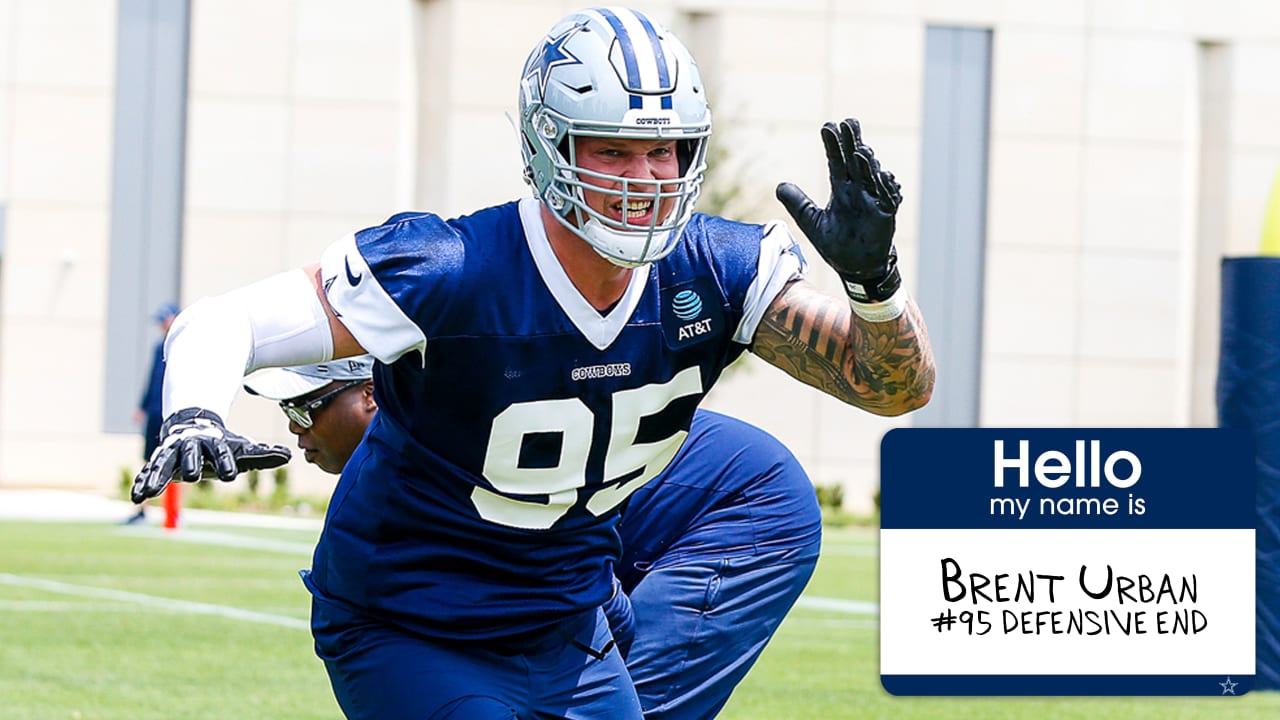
[660,278,723,349]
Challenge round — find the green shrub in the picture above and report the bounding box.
[270,466,290,510]
[814,483,845,510]
[118,466,133,500]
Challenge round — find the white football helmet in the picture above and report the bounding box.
[519,7,712,267]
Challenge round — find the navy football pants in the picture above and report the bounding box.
[626,544,820,719]
[311,600,642,720]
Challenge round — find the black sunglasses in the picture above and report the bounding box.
[279,380,364,429]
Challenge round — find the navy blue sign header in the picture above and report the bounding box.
[880,429,1255,529]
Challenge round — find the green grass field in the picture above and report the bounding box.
[0,520,1276,719]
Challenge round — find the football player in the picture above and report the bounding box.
[133,7,932,718]
[245,359,821,720]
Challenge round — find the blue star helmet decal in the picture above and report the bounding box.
[526,24,585,99]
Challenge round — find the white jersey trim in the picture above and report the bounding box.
[519,197,649,351]
[735,221,807,344]
[320,232,428,364]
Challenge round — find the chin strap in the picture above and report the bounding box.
[580,218,676,268]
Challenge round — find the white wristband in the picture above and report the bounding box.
[850,286,908,323]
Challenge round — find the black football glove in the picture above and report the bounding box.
[131,408,291,503]
[776,117,904,303]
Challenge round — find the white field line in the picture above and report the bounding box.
[0,572,878,622]
[786,617,879,630]
[0,600,138,612]
[111,529,882,619]
[820,544,878,557]
[0,570,876,623]
[795,596,879,616]
[116,526,318,556]
[148,527,880,564]
[139,529,881,616]
[0,573,309,630]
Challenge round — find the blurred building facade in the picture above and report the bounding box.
[0,0,1278,510]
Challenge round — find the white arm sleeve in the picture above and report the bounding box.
[162,269,334,418]
[735,221,808,343]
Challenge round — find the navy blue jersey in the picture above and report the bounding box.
[139,341,167,458]
[614,409,823,593]
[139,341,165,418]
[308,198,804,640]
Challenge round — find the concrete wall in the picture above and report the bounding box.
[1,0,1278,512]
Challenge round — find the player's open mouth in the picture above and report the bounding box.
[613,200,653,223]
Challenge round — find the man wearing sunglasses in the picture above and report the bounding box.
[243,356,376,475]
[245,358,821,720]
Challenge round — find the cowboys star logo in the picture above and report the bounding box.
[525,24,585,99]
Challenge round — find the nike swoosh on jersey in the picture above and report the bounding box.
[345,256,363,285]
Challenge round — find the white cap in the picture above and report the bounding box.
[243,355,374,401]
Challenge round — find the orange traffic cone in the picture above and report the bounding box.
[162,481,181,531]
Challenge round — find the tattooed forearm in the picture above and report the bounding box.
[752,281,935,415]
